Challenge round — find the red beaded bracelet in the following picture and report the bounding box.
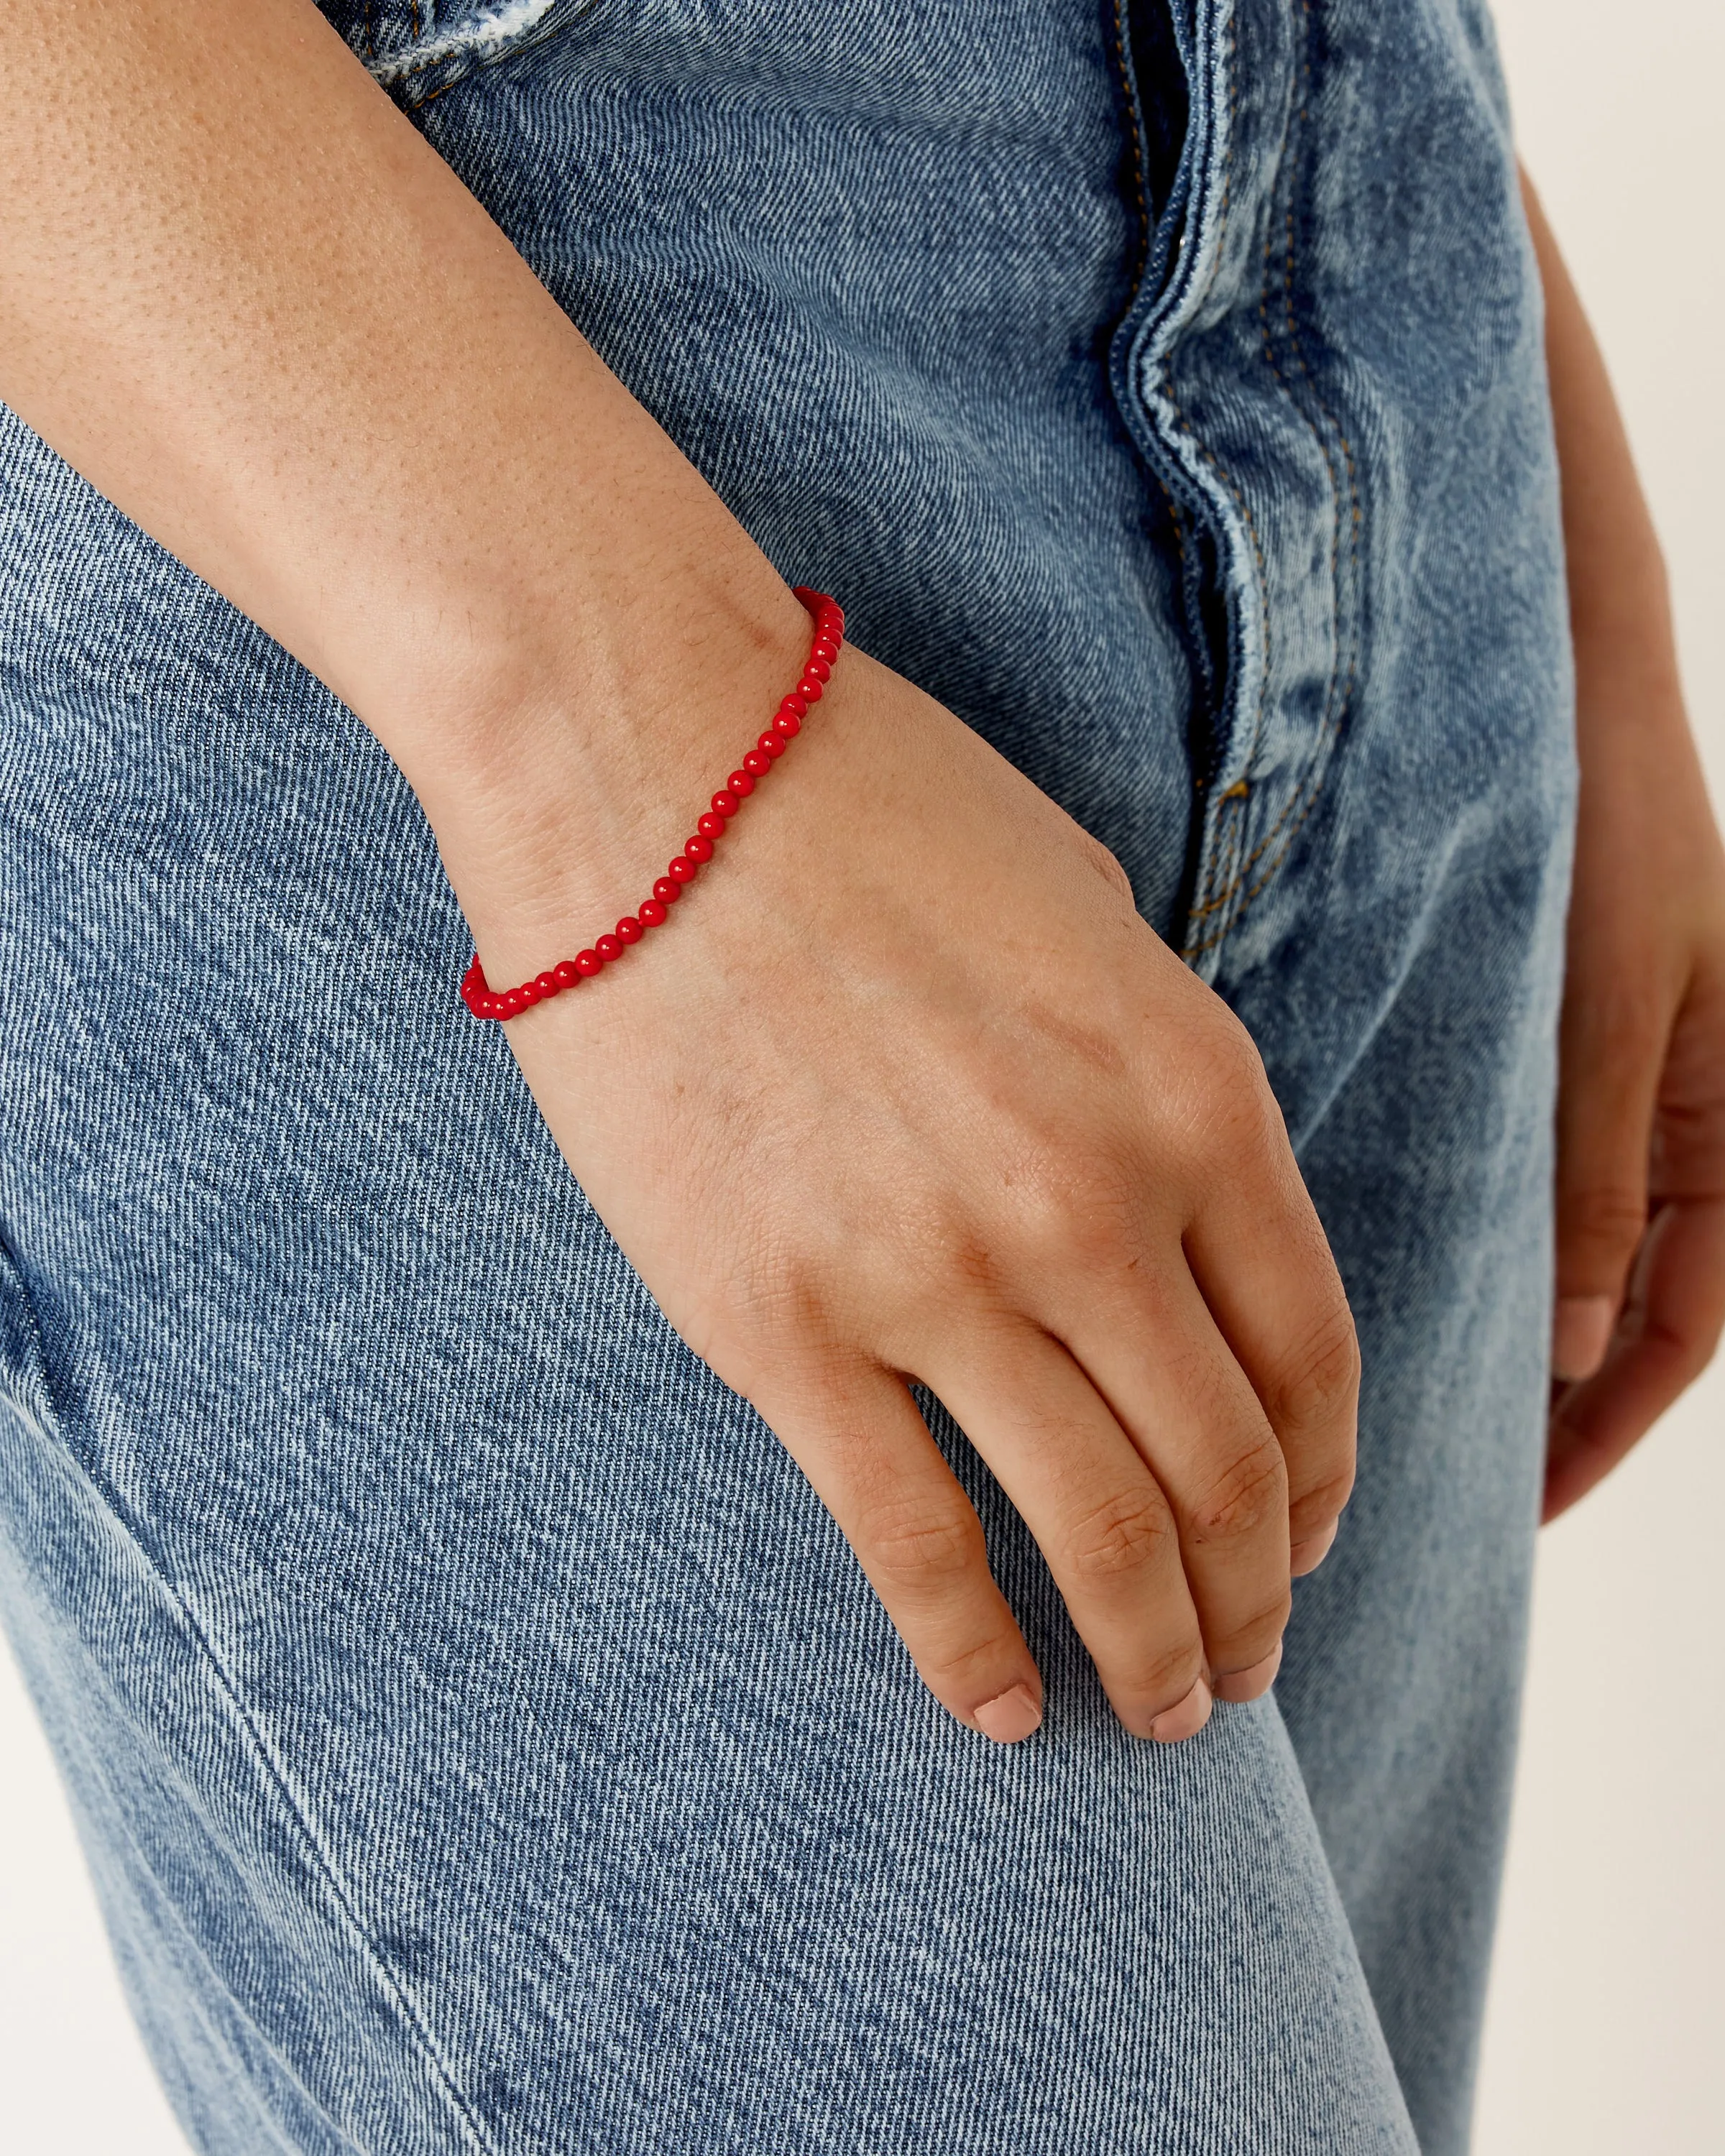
[461,586,845,1022]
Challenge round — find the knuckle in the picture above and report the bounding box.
[1176,1022,1280,1161]
[1647,1307,1723,1387]
[1208,1592,1293,1672]
[1264,1301,1362,1438]
[1187,1010,1263,1092]
[1044,1169,1137,1271]
[1289,1462,1356,1539]
[1560,1184,1648,1263]
[1079,831,1137,906]
[1126,1629,1208,1710]
[918,1623,1027,1696]
[998,1143,1141,1277]
[1062,1487,1175,1586]
[700,1266,845,1391]
[1188,1438,1287,1546]
[857,1500,986,1597]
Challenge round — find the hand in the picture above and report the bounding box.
[0,0,1353,1741]
[1545,675,1725,1519]
[1520,167,1725,1521]
[444,631,1359,1743]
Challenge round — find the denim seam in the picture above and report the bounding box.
[1110,0,1200,666]
[1110,0,1152,290]
[1182,6,1302,953]
[0,1238,502,2156]
[1185,20,1333,937]
[1182,0,1361,954]
[11,1620,370,2156]
[1163,16,1262,944]
[1106,0,1266,910]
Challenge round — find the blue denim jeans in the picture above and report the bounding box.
[0,2,1572,2151]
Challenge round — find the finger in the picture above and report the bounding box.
[1213,1638,1283,1706]
[758,1360,1044,1741]
[927,1326,1213,1743]
[1290,1520,1337,1575]
[1545,1194,1725,1519]
[1052,1267,1290,1693]
[1552,983,1663,1380]
[1174,1048,1360,1551]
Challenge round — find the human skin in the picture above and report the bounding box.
[1521,178,1725,1519]
[0,1,1708,1742]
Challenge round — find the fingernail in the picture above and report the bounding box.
[1213,1639,1283,1705]
[1290,1521,1338,1576]
[1149,1677,1213,1744]
[1552,1294,1616,1382]
[972,1682,1042,1745]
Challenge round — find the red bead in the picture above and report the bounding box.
[455,589,843,1011]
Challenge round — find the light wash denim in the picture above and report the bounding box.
[0,1,1572,2151]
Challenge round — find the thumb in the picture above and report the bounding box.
[1552,993,1660,1382]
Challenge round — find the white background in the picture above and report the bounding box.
[2,1,1719,2147]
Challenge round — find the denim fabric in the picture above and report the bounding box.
[0,3,1572,2152]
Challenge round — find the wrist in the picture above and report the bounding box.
[400,560,819,982]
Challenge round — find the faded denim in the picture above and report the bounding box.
[0,2,1572,2152]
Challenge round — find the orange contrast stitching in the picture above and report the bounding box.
[1111,0,1153,290]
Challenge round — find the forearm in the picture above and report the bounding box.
[1519,167,1685,729]
[0,0,804,946]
